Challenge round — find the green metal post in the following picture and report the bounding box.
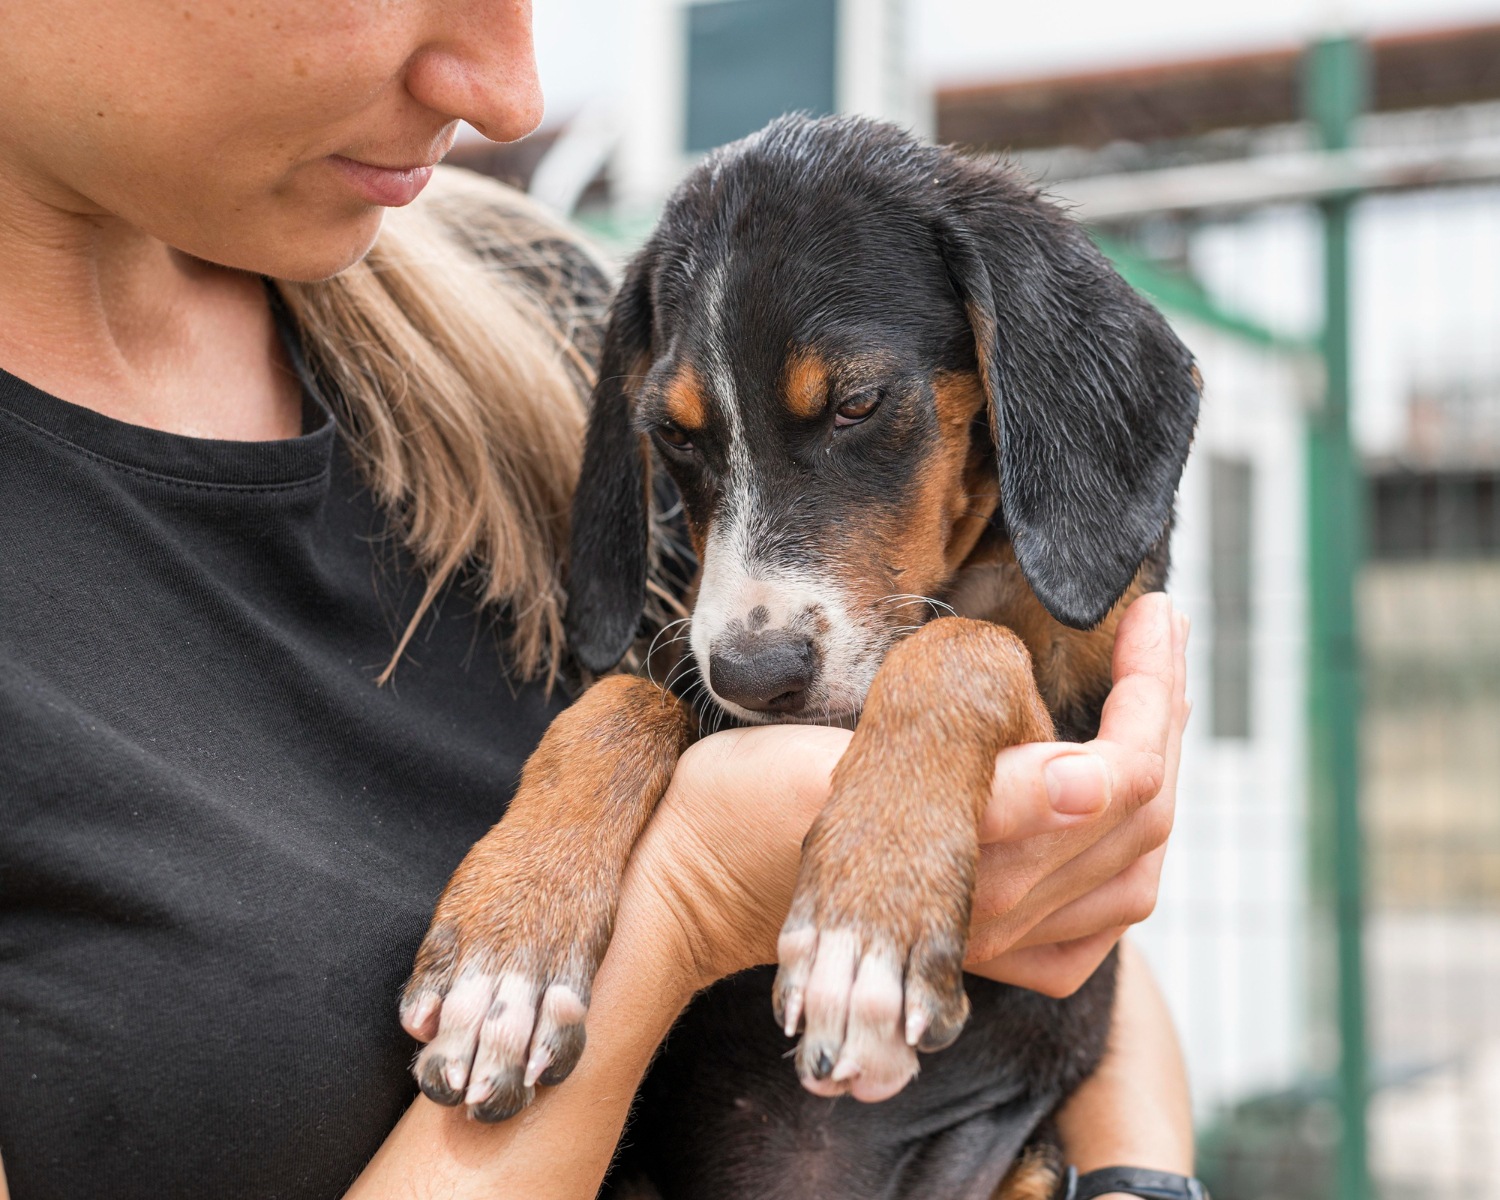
[1303,36,1369,1200]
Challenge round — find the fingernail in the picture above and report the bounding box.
[1045,753,1108,815]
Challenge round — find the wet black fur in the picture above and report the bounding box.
[567,115,1198,1200]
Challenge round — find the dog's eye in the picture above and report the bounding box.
[834,392,881,427]
[656,426,694,450]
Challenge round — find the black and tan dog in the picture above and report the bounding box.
[400,115,1199,1199]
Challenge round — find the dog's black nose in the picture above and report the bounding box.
[708,632,817,714]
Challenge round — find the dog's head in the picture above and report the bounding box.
[566,116,1198,724]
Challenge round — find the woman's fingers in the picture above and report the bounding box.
[1005,845,1168,952]
[968,791,1173,964]
[967,593,1189,982]
[971,927,1129,997]
[978,593,1178,846]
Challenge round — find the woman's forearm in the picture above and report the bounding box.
[1054,938,1195,1181]
[346,889,698,1200]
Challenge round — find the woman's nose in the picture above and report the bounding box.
[404,0,545,144]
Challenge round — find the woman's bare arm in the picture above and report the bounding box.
[1054,937,1196,1192]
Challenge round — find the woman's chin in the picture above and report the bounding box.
[256,212,386,282]
[176,187,388,283]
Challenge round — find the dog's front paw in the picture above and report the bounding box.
[771,814,974,1103]
[399,828,608,1122]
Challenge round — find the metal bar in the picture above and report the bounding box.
[1303,34,1371,1200]
[1045,136,1500,223]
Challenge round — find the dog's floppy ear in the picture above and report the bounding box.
[937,175,1199,629]
[566,248,657,673]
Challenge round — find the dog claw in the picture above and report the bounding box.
[465,1069,532,1123]
[523,1045,552,1089]
[780,990,803,1038]
[401,992,441,1042]
[406,969,592,1121]
[415,1054,467,1107]
[777,920,962,1102]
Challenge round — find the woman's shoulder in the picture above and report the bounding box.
[419,166,616,375]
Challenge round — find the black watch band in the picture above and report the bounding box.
[1062,1165,1211,1200]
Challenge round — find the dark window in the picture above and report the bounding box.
[1210,456,1254,739]
[1368,468,1500,559]
[684,0,838,153]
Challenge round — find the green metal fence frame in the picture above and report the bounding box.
[1304,35,1370,1200]
[1093,44,1372,1193]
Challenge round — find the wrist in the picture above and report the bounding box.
[613,858,710,1008]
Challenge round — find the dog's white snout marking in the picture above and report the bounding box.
[691,546,877,722]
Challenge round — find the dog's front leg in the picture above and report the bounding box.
[400,674,693,1121]
[773,617,1055,1102]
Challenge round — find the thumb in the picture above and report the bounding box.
[980,743,1112,844]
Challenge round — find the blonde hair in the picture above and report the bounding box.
[276,167,611,686]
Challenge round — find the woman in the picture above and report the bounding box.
[0,2,1194,1198]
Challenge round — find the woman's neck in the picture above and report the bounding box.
[0,161,303,441]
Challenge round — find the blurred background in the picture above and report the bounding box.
[459,2,1500,1196]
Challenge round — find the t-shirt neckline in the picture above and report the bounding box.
[0,288,336,489]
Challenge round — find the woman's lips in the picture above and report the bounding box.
[328,155,435,207]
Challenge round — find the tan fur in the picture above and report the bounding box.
[782,349,831,419]
[663,365,709,430]
[410,330,1149,1127]
[995,1147,1065,1200]
[406,675,693,1006]
[819,370,996,632]
[946,541,1146,721]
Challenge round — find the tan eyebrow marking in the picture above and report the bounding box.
[662,365,708,430]
[782,349,831,420]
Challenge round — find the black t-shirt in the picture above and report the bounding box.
[0,343,569,1196]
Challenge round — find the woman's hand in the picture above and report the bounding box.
[969,591,1189,993]
[626,590,1190,997]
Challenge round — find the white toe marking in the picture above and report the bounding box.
[538,983,588,1029]
[428,971,496,1089]
[402,993,441,1042]
[777,927,818,1036]
[837,952,917,1103]
[465,972,540,1102]
[801,929,859,1046]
